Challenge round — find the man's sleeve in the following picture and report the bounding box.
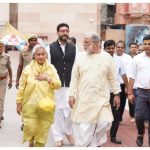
[119,59,126,76]
[69,59,80,97]
[46,45,51,63]
[128,58,137,80]
[108,58,121,94]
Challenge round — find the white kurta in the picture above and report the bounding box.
[69,51,121,124]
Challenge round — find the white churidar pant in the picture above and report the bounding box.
[51,87,73,142]
[73,121,112,147]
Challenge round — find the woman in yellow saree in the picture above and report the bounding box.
[16,44,61,147]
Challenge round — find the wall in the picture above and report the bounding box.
[0,3,9,33]
[102,29,125,42]
[18,3,100,51]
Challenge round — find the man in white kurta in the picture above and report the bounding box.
[69,32,121,147]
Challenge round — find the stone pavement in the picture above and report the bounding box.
[0,51,149,147]
[0,51,71,147]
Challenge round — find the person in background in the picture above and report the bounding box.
[15,34,38,131]
[16,44,61,147]
[16,34,38,89]
[128,42,138,58]
[137,43,149,129]
[127,42,138,123]
[137,44,144,54]
[0,40,12,128]
[104,39,128,144]
[68,36,76,46]
[69,32,121,147]
[128,34,150,147]
[49,23,76,147]
[115,40,132,123]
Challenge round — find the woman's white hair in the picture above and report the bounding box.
[32,44,48,59]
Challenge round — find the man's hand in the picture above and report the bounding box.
[125,87,128,95]
[69,96,76,109]
[15,81,19,89]
[128,93,135,104]
[8,81,12,89]
[16,104,22,115]
[113,95,120,110]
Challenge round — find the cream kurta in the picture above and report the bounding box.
[69,51,121,124]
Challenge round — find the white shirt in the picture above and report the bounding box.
[128,52,150,89]
[109,56,126,93]
[60,43,66,54]
[46,44,50,62]
[114,53,132,83]
[113,55,126,84]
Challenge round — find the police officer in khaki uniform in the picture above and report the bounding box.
[15,34,38,131]
[15,34,38,88]
[0,40,12,128]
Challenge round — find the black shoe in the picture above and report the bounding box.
[111,138,122,144]
[136,136,143,147]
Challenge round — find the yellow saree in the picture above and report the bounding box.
[16,60,61,144]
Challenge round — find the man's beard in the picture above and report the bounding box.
[59,35,69,42]
[86,48,94,54]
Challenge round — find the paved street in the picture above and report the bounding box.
[0,51,149,147]
[0,51,72,147]
[0,51,26,147]
[0,84,68,147]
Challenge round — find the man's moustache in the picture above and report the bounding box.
[59,35,69,41]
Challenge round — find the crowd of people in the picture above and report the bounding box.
[0,23,150,147]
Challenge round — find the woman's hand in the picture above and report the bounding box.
[16,104,22,115]
[35,73,49,81]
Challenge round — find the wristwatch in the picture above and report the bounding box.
[114,93,120,96]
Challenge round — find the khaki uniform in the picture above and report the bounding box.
[0,52,11,117]
[20,49,32,68]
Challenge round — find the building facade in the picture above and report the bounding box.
[0,3,101,50]
[115,3,150,25]
[0,3,150,49]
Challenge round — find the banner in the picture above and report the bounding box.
[126,24,150,53]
